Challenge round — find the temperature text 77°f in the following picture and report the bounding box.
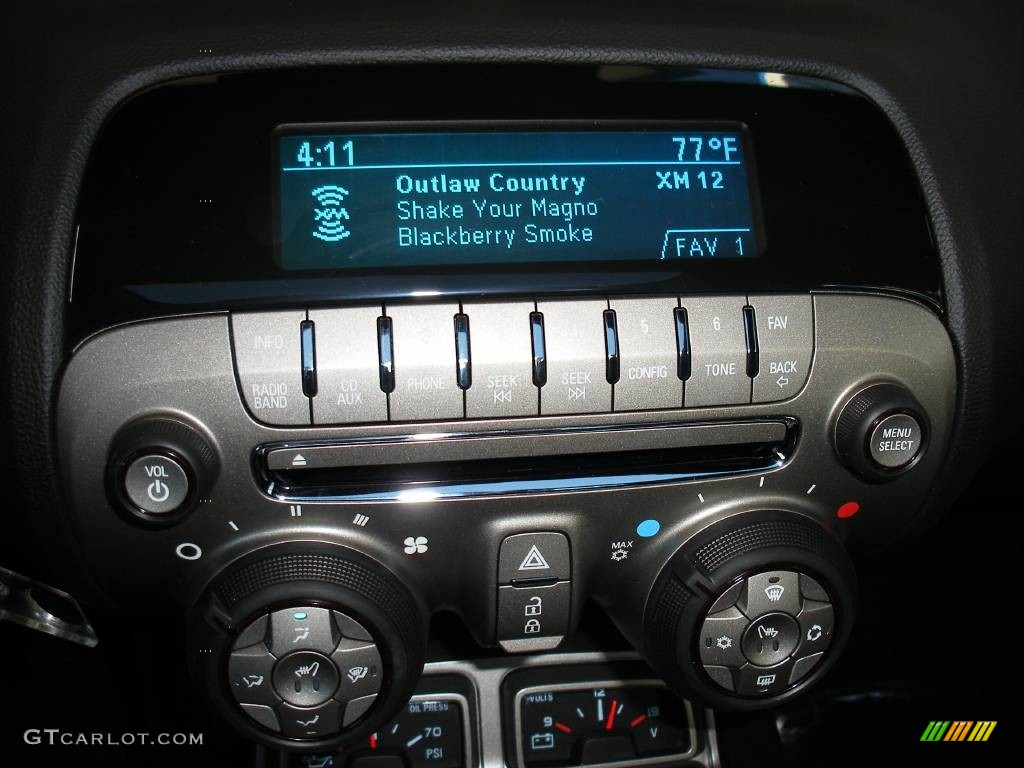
[671,135,739,162]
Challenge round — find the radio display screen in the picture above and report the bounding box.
[276,125,762,271]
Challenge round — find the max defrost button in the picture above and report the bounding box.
[537,299,611,415]
[309,307,388,424]
[123,454,189,514]
[232,311,310,425]
[748,294,813,403]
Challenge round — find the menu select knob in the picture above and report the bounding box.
[834,383,928,481]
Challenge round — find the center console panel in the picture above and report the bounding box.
[57,65,954,759]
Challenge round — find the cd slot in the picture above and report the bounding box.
[259,420,793,502]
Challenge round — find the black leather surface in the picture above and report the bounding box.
[1,0,1022,588]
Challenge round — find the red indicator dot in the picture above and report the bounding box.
[837,501,860,519]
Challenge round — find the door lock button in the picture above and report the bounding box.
[123,453,190,514]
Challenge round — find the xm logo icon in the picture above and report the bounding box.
[311,185,351,243]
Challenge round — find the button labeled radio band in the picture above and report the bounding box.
[232,311,310,425]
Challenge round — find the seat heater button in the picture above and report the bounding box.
[278,699,342,738]
[682,296,750,407]
[229,646,280,707]
[269,606,339,656]
[537,299,611,415]
[123,454,189,514]
[272,650,339,707]
[741,612,800,667]
[387,303,463,421]
[748,294,813,403]
[498,532,571,583]
[232,311,310,425]
[462,301,537,418]
[610,297,683,411]
[309,307,388,424]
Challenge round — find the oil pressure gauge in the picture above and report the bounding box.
[515,682,695,767]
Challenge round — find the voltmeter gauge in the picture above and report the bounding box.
[516,683,693,767]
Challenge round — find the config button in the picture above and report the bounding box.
[123,454,190,514]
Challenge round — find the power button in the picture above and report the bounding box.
[123,454,190,514]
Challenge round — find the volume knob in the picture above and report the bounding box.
[106,416,218,523]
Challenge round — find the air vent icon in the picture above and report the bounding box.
[763,584,785,602]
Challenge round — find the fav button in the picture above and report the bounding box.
[748,294,813,403]
[123,453,190,514]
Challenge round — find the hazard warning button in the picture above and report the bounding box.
[498,532,571,584]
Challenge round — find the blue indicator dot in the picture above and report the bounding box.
[293,612,308,621]
[636,519,661,538]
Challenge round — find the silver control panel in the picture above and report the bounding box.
[230,294,815,427]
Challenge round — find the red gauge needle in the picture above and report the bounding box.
[554,722,573,734]
[605,699,619,731]
[630,714,647,728]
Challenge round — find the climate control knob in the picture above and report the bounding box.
[643,511,856,710]
[189,543,427,749]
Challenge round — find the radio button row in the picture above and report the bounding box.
[463,301,537,418]
[610,297,683,411]
[232,311,310,425]
[683,296,750,407]
[387,303,463,421]
[309,307,388,424]
[748,294,813,403]
[537,299,611,415]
